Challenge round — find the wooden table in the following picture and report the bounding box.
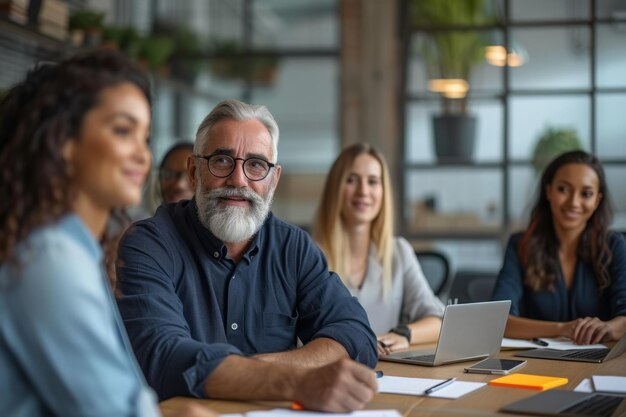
[160,346,626,417]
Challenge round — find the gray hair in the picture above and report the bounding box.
[195,99,279,162]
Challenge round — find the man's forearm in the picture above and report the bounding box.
[204,354,378,412]
[253,337,349,367]
[204,355,304,400]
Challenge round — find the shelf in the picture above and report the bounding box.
[404,231,504,241]
[0,16,70,52]
[405,161,504,169]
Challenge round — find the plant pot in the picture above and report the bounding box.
[432,114,477,163]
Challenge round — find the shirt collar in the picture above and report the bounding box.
[58,214,103,263]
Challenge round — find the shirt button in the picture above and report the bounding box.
[213,251,219,258]
[231,323,238,330]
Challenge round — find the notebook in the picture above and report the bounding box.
[515,333,626,363]
[501,389,626,417]
[380,300,511,366]
[489,373,568,391]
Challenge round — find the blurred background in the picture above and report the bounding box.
[1,0,625,288]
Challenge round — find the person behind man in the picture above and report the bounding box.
[492,150,626,344]
[313,143,444,356]
[0,50,214,417]
[159,142,195,204]
[116,99,378,412]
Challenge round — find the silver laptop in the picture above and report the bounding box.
[380,300,511,366]
[515,333,626,363]
[501,389,626,417]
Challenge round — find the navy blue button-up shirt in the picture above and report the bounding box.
[116,199,377,400]
[492,232,626,321]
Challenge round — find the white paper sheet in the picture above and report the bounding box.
[377,375,485,399]
[574,378,593,393]
[244,409,402,417]
[501,337,606,351]
[592,376,626,394]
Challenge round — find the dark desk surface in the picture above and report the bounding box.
[160,344,626,417]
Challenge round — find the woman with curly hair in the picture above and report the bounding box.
[313,143,444,355]
[0,50,214,417]
[492,150,626,345]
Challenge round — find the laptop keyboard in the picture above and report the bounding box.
[404,354,435,362]
[562,394,623,416]
[562,349,609,360]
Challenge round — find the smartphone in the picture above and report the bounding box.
[464,358,527,375]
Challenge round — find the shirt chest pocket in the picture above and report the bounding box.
[262,311,298,351]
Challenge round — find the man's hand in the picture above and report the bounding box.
[293,358,378,412]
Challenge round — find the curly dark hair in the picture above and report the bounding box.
[0,49,151,289]
[518,150,614,292]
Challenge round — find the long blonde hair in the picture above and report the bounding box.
[313,143,394,296]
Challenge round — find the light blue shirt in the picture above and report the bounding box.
[0,215,159,417]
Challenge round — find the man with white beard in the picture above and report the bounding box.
[116,99,378,412]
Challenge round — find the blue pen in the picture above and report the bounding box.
[531,338,549,347]
[375,370,384,378]
[424,377,456,395]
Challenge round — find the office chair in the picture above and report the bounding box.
[449,270,498,303]
[415,250,450,296]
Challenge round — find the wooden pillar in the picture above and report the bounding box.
[340,0,401,191]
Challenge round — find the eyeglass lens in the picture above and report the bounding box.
[208,154,271,181]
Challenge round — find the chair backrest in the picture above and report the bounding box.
[415,250,450,296]
[449,270,498,304]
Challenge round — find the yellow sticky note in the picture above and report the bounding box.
[489,373,568,391]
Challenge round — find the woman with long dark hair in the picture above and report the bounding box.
[0,50,214,417]
[492,150,626,344]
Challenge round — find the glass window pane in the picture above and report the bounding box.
[509,95,591,160]
[405,169,502,234]
[207,0,244,42]
[406,101,503,163]
[407,31,503,96]
[597,94,626,159]
[596,0,626,19]
[251,58,338,171]
[508,166,540,230]
[151,85,177,161]
[605,166,626,231]
[411,239,504,275]
[596,24,626,88]
[251,0,338,49]
[510,27,591,90]
[510,0,589,21]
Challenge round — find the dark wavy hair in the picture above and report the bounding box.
[518,150,613,292]
[0,49,151,289]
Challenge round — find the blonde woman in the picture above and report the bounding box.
[313,143,444,355]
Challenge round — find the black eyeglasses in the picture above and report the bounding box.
[194,153,276,181]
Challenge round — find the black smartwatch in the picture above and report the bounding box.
[390,324,411,343]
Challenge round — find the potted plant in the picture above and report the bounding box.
[209,38,279,87]
[101,25,124,49]
[532,127,583,174]
[118,26,142,60]
[169,28,204,85]
[139,35,174,75]
[208,38,245,81]
[409,0,494,163]
[68,9,105,47]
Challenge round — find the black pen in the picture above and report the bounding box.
[424,377,456,395]
[531,338,549,347]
